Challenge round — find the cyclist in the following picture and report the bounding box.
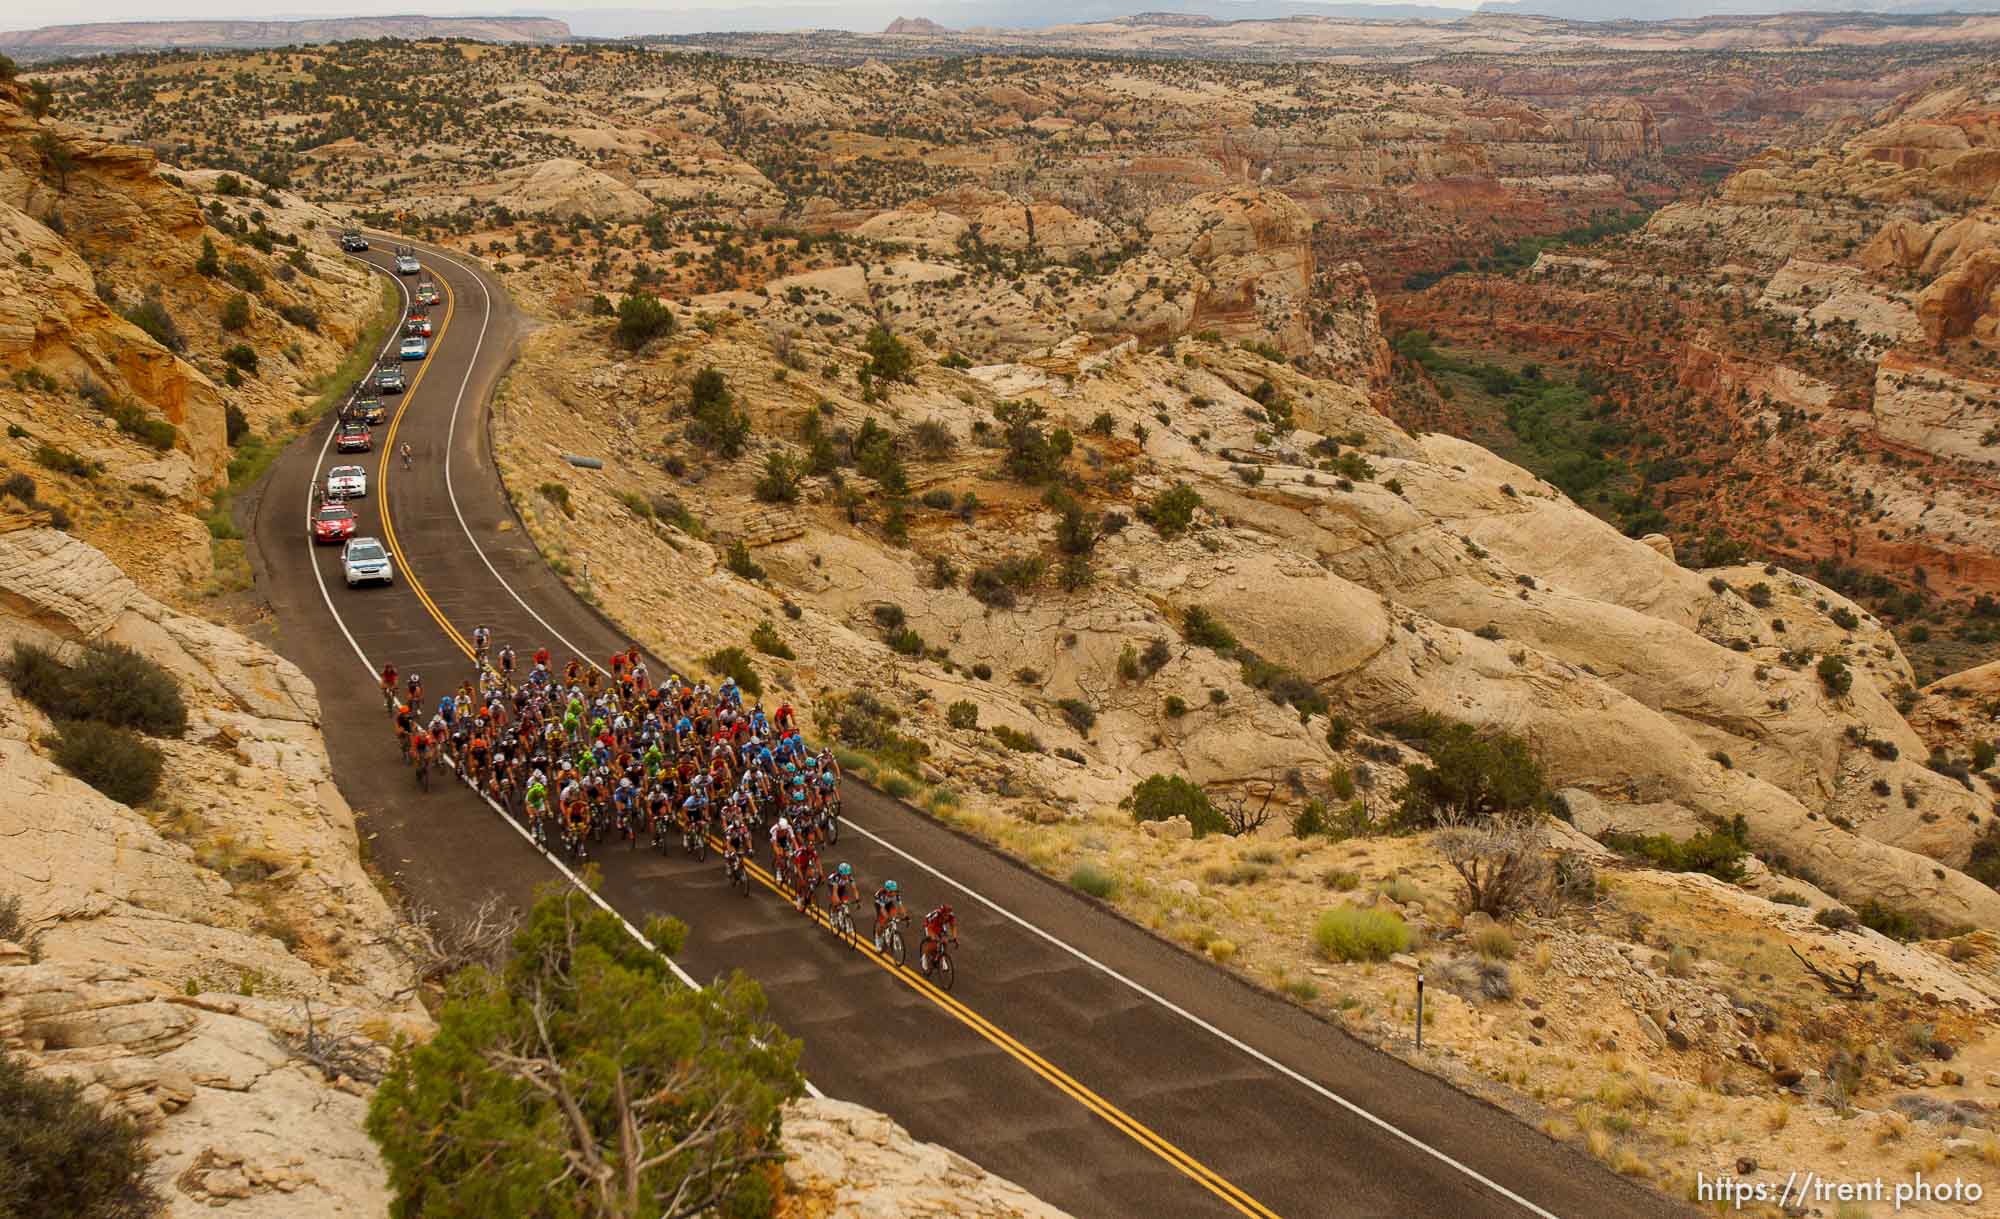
[497,644,516,680]
[768,815,797,882]
[872,879,904,951]
[410,723,433,775]
[472,625,491,661]
[793,837,823,904]
[405,671,423,712]
[921,903,958,976]
[467,727,491,784]
[827,861,859,915]
[379,661,399,705]
[525,773,549,834]
[393,701,415,758]
[400,441,412,470]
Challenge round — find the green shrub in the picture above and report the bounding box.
[1814,906,1860,932]
[222,343,259,374]
[1056,697,1095,733]
[1966,822,2000,890]
[1291,799,1328,838]
[1856,899,1920,941]
[685,367,751,458]
[99,398,177,451]
[1602,816,1749,882]
[35,444,98,479]
[4,641,187,737]
[224,403,250,445]
[1394,720,1548,829]
[1163,694,1187,718]
[862,325,914,383]
[122,297,186,353]
[1070,863,1119,899]
[220,292,252,331]
[1817,654,1852,697]
[277,302,320,332]
[1180,605,1236,652]
[1146,483,1201,537]
[991,724,1043,754]
[946,700,979,730]
[536,481,572,518]
[50,719,164,805]
[1470,926,1517,960]
[753,452,801,504]
[614,291,675,350]
[1128,773,1230,837]
[724,540,765,581]
[1972,739,1996,772]
[885,627,925,656]
[700,647,762,699]
[223,260,264,293]
[1313,906,1411,963]
[0,1051,162,1219]
[749,620,794,660]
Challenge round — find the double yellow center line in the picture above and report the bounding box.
[373,271,474,661]
[353,249,1280,1219]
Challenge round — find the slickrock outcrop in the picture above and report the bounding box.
[780,1099,1072,1218]
[0,527,427,1218]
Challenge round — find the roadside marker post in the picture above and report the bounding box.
[1416,973,1425,1053]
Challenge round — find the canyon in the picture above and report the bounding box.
[7,22,2000,1215]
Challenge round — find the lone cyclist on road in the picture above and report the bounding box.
[400,442,413,470]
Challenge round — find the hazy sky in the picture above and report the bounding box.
[0,1,1485,36]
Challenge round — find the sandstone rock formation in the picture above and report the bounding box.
[780,1098,1071,1218]
[0,525,427,1217]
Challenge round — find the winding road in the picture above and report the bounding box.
[242,238,1692,1219]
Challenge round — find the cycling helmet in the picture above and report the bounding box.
[884,879,898,893]
[838,863,852,877]
[410,672,421,683]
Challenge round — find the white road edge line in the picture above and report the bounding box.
[416,244,1559,1217]
[320,247,823,1100]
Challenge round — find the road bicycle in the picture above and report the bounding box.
[795,870,821,915]
[413,748,430,791]
[920,937,957,992]
[879,913,908,966]
[724,846,750,897]
[682,819,708,862]
[828,898,857,950]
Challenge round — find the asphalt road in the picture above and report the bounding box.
[243,238,1694,1219]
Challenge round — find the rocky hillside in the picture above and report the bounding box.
[0,77,379,597]
[0,523,430,1216]
[479,171,2000,1201]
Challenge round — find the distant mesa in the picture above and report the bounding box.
[1117,11,1225,25]
[0,15,569,61]
[883,17,952,35]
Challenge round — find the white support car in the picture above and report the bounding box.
[342,537,394,587]
[326,464,367,499]
[394,249,421,275]
[400,335,428,361]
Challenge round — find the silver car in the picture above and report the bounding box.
[394,248,421,275]
[342,537,394,587]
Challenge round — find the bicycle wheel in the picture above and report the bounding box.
[885,927,905,966]
[824,812,840,846]
[932,949,955,992]
[834,908,854,948]
[417,759,429,791]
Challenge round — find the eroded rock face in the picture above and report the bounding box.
[780,1098,1074,1218]
[0,527,427,1217]
[1146,188,1315,354]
